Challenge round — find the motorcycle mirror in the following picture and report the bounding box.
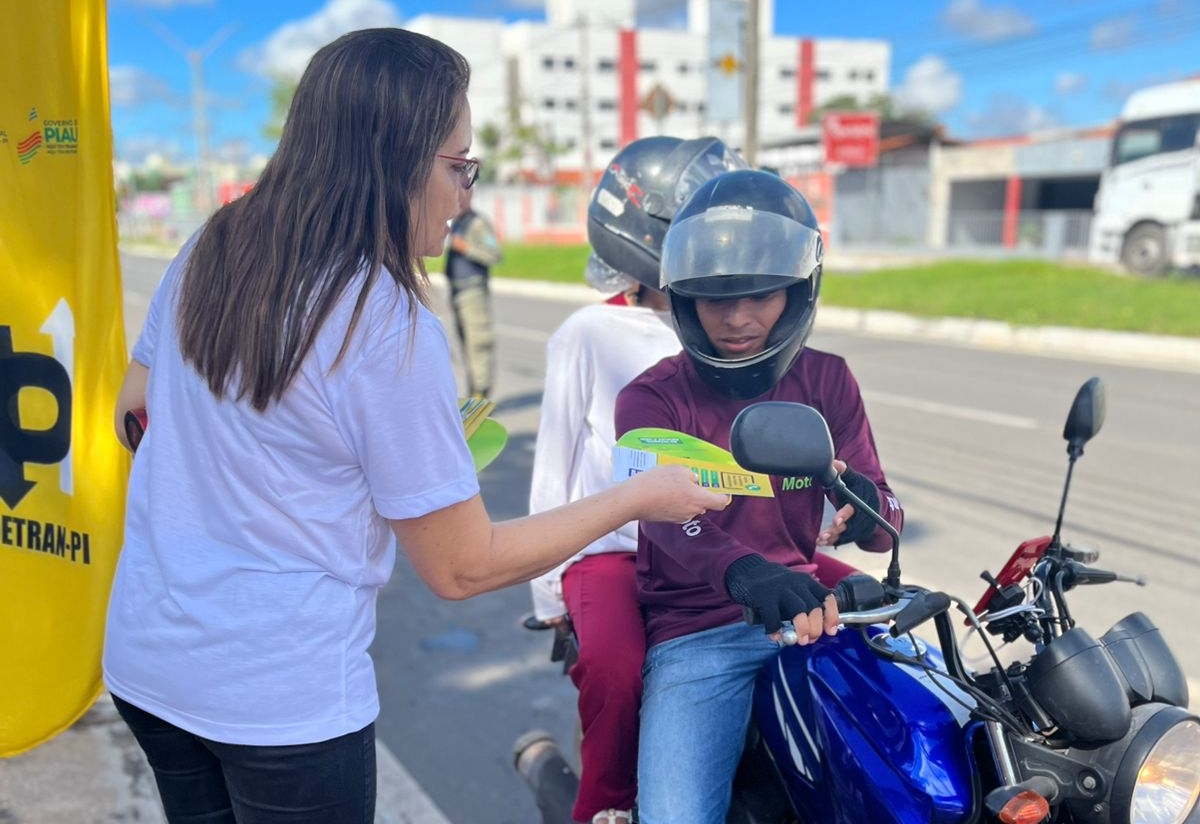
[731,401,904,590]
[1063,377,1105,455]
[730,402,838,488]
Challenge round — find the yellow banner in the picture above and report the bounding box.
[0,0,128,755]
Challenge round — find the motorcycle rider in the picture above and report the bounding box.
[528,135,749,824]
[613,169,904,824]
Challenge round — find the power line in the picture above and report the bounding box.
[144,19,238,212]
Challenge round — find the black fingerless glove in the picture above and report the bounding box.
[724,554,832,633]
[833,466,882,546]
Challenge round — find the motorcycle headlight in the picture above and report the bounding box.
[1128,719,1200,824]
[1008,704,1200,824]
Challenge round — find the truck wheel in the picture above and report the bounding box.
[1121,224,1169,277]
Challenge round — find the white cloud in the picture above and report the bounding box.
[109,65,175,107]
[942,0,1036,42]
[213,139,254,165]
[116,134,187,165]
[965,94,1061,137]
[893,55,963,116]
[1054,72,1087,95]
[239,0,403,79]
[1091,15,1137,50]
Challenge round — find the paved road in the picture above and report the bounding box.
[117,254,1200,824]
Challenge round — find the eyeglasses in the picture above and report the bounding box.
[437,154,480,189]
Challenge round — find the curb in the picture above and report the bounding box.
[815,306,1200,373]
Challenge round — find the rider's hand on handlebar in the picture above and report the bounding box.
[725,555,840,643]
[778,592,839,646]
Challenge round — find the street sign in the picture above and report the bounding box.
[821,111,880,168]
[640,83,677,121]
[706,0,744,122]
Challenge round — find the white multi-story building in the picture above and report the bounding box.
[409,0,890,183]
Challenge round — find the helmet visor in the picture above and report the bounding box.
[670,145,750,216]
[584,252,639,294]
[660,207,824,298]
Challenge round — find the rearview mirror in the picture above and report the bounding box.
[729,402,839,488]
[1064,377,1105,454]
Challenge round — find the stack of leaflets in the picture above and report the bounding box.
[459,396,495,439]
[458,397,507,473]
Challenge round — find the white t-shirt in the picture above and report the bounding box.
[103,246,479,745]
[527,302,680,621]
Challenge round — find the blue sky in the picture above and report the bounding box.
[106,0,1200,166]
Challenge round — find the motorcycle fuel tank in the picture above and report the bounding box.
[753,627,978,824]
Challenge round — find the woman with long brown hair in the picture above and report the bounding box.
[105,28,725,823]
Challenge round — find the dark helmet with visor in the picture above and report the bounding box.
[661,169,824,399]
[585,136,749,293]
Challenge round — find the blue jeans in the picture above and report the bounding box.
[112,695,375,823]
[636,622,783,824]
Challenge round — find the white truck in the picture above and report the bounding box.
[1088,77,1200,276]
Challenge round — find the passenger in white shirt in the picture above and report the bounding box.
[528,136,749,824]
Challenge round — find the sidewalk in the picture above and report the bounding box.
[0,692,454,824]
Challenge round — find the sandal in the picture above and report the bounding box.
[591,810,633,824]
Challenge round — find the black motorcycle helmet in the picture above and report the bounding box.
[586,136,748,292]
[661,169,824,400]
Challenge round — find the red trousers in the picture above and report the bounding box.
[562,553,644,821]
[560,550,860,822]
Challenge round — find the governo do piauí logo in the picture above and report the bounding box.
[18,106,41,164]
[16,106,79,165]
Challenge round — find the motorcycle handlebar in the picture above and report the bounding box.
[748,574,954,643]
[743,573,893,628]
[1061,560,1145,588]
[775,596,915,646]
[1059,544,1099,564]
[771,575,932,644]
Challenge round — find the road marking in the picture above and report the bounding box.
[376,741,455,824]
[489,331,1039,432]
[863,390,1038,430]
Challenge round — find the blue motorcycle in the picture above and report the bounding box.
[517,378,1200,824]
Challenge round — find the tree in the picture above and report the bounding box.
[263,74,298,143]
[132,169,171,192]
[476,122,502,184]
[480,112,571,183]
[808,92,935,128]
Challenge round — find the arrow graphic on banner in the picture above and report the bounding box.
[0,326,73,509]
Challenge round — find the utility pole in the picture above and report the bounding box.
[743,0,759,167]
[149,21,236,215]
[578,13,594,192]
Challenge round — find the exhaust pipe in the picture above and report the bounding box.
[513,730,579,824]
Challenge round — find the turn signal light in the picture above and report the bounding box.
[998,789,1051,824]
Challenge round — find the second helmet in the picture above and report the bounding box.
[586,136,748,292]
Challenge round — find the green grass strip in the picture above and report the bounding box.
[443,244,1200,338]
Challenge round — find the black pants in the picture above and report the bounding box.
[112,695,375,823]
